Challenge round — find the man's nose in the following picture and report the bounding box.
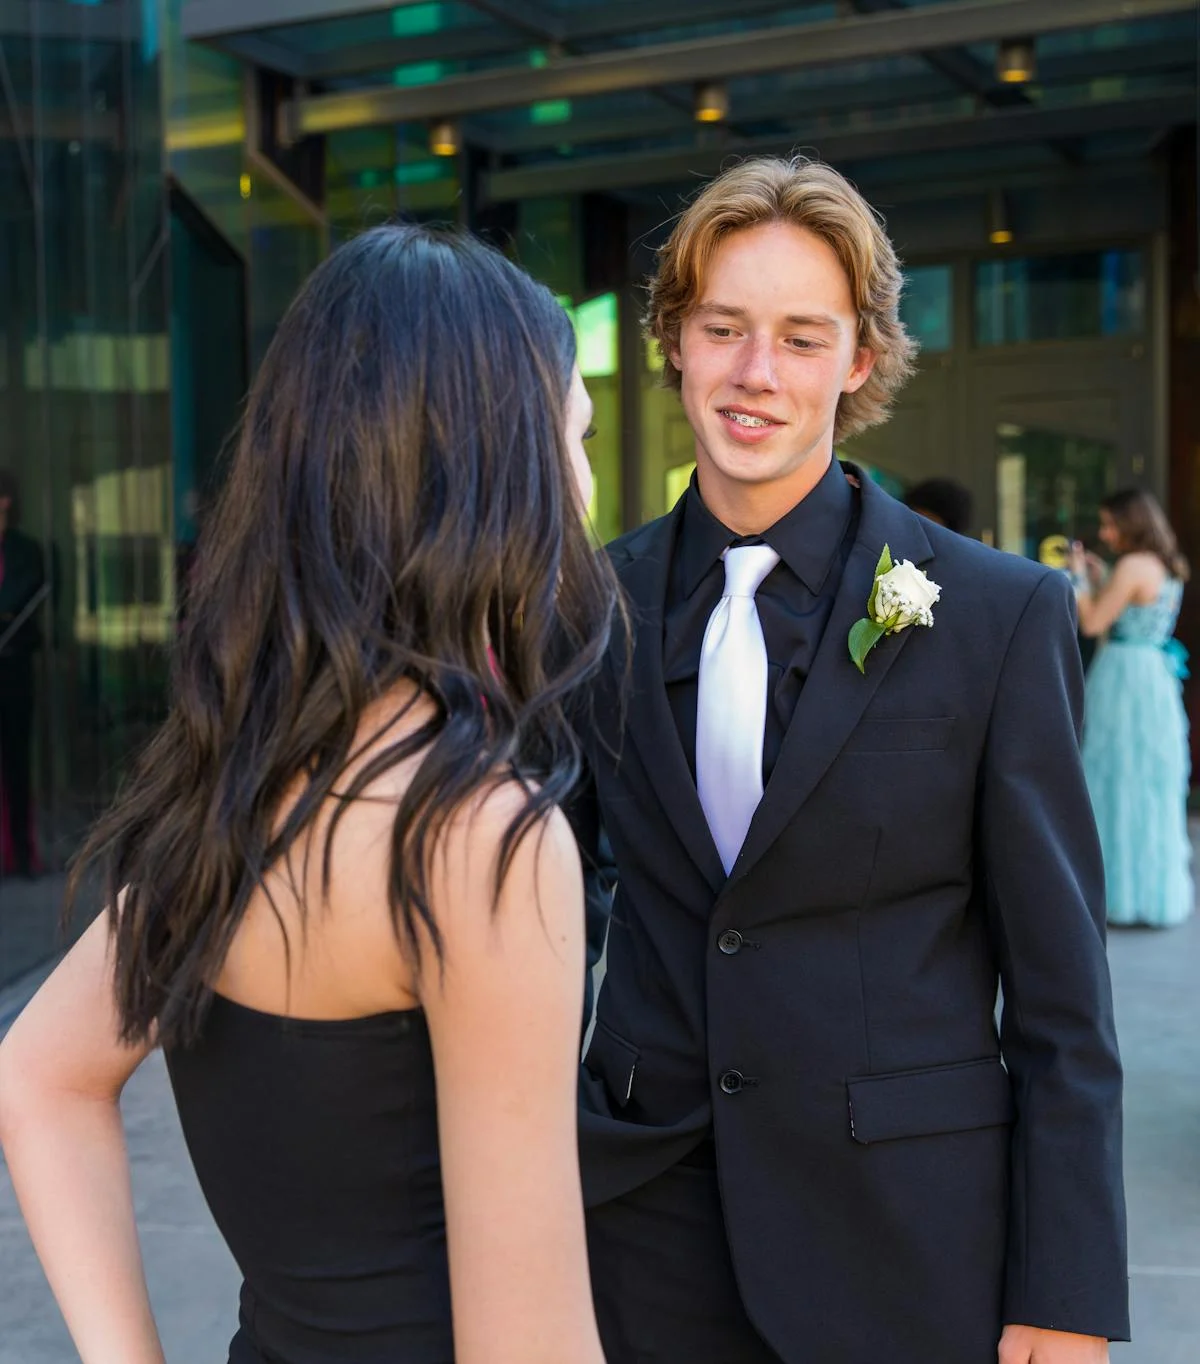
[734,335,777,391]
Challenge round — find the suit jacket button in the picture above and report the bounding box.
[719,1070,744,1095]
[717,929,743,955]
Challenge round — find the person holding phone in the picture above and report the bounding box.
[1070,488,1193,927]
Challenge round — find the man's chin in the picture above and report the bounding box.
[708,445,796,484]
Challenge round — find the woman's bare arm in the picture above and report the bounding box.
[1074,555,1162,638]
[0,912,163,1364]
[420,789,605,1364]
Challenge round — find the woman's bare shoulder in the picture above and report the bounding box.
[1119,550,1164,573]
[433,780,577,917]
[1117,551,1167,599]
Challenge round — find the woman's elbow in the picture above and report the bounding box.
[0,1030,93,1145]
[0,1032,32,1147]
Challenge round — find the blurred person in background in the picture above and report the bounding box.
[0,223,616,1364]
[1071,489,1193,928]
[904,476,973,535]
[0,467,46,879]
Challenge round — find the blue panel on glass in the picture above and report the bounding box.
[974,250,1144,346]
[900,265,953,353]
[141,0,159,61]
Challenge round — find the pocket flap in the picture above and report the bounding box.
[584,1021,639,1109]
[843,717,956,754]
[847,1057,1013,1145]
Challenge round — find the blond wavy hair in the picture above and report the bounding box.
[646,156,918,443]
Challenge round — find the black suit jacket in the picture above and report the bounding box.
[576,466,1128,1363]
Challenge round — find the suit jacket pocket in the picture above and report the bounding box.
[842,717,956,754]
[584,1020,639,1109]
[846,1057,1013,1144]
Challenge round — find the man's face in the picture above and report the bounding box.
[670,221,876,518]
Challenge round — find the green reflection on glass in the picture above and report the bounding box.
[392,4,444,37]
[532,99,572,125]
[554,295,621,543]
[394,160,447,185]
[394,61,444,86]
[574,294,618,379]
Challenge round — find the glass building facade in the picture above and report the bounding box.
[2,0,172,982]
[1,0,1195,988]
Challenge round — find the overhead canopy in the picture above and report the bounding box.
[179,0,1199,204]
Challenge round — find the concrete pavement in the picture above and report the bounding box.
[1,884,1199,1361]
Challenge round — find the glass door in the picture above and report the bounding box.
[994,423,1120,564]
[968,352,1155,561]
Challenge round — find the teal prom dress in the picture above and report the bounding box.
[1081,577,1193,926]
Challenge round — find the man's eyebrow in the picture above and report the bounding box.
[694,302,842,330]
[694,302,747,318]
[784,313,842,331]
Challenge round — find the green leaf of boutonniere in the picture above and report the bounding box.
[851,542,895,675]
[865,543,893,620]
[848,618,887,674]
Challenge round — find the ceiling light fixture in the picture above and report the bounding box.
[429,119,460,157]
[693,81,729,124]
[996,36,1036,85]
[988,189,1014,246]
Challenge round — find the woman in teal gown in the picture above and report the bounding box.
[1071,489,1192,927]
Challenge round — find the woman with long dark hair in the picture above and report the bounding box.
[0,224,618,1363]
[1070,487,1193,927]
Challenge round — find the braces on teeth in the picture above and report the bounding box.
[724,411,771,427]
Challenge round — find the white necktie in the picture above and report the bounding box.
[695,543,781,875]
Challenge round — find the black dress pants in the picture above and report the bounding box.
[586,1154,784,1364]
[0,656,34,874]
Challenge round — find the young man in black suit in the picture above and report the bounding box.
[575,158,1127,1364]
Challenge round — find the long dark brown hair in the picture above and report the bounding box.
[1101,488,1190,582]
[70,223,623,1048]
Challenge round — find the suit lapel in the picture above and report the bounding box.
[616,508,727,897]
[726,470,935,892]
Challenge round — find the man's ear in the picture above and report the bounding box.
[842,346,877,395]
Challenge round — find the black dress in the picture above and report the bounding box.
[165,995,452,1363]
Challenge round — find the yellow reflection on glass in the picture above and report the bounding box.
[72,466,175,647]
[665,462,695,509]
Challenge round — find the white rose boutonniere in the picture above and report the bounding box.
[848,545,941,674]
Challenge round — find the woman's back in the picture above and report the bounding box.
[167,999,450,1364]
[165,695,448,1361]
[1109,573,1183,646]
